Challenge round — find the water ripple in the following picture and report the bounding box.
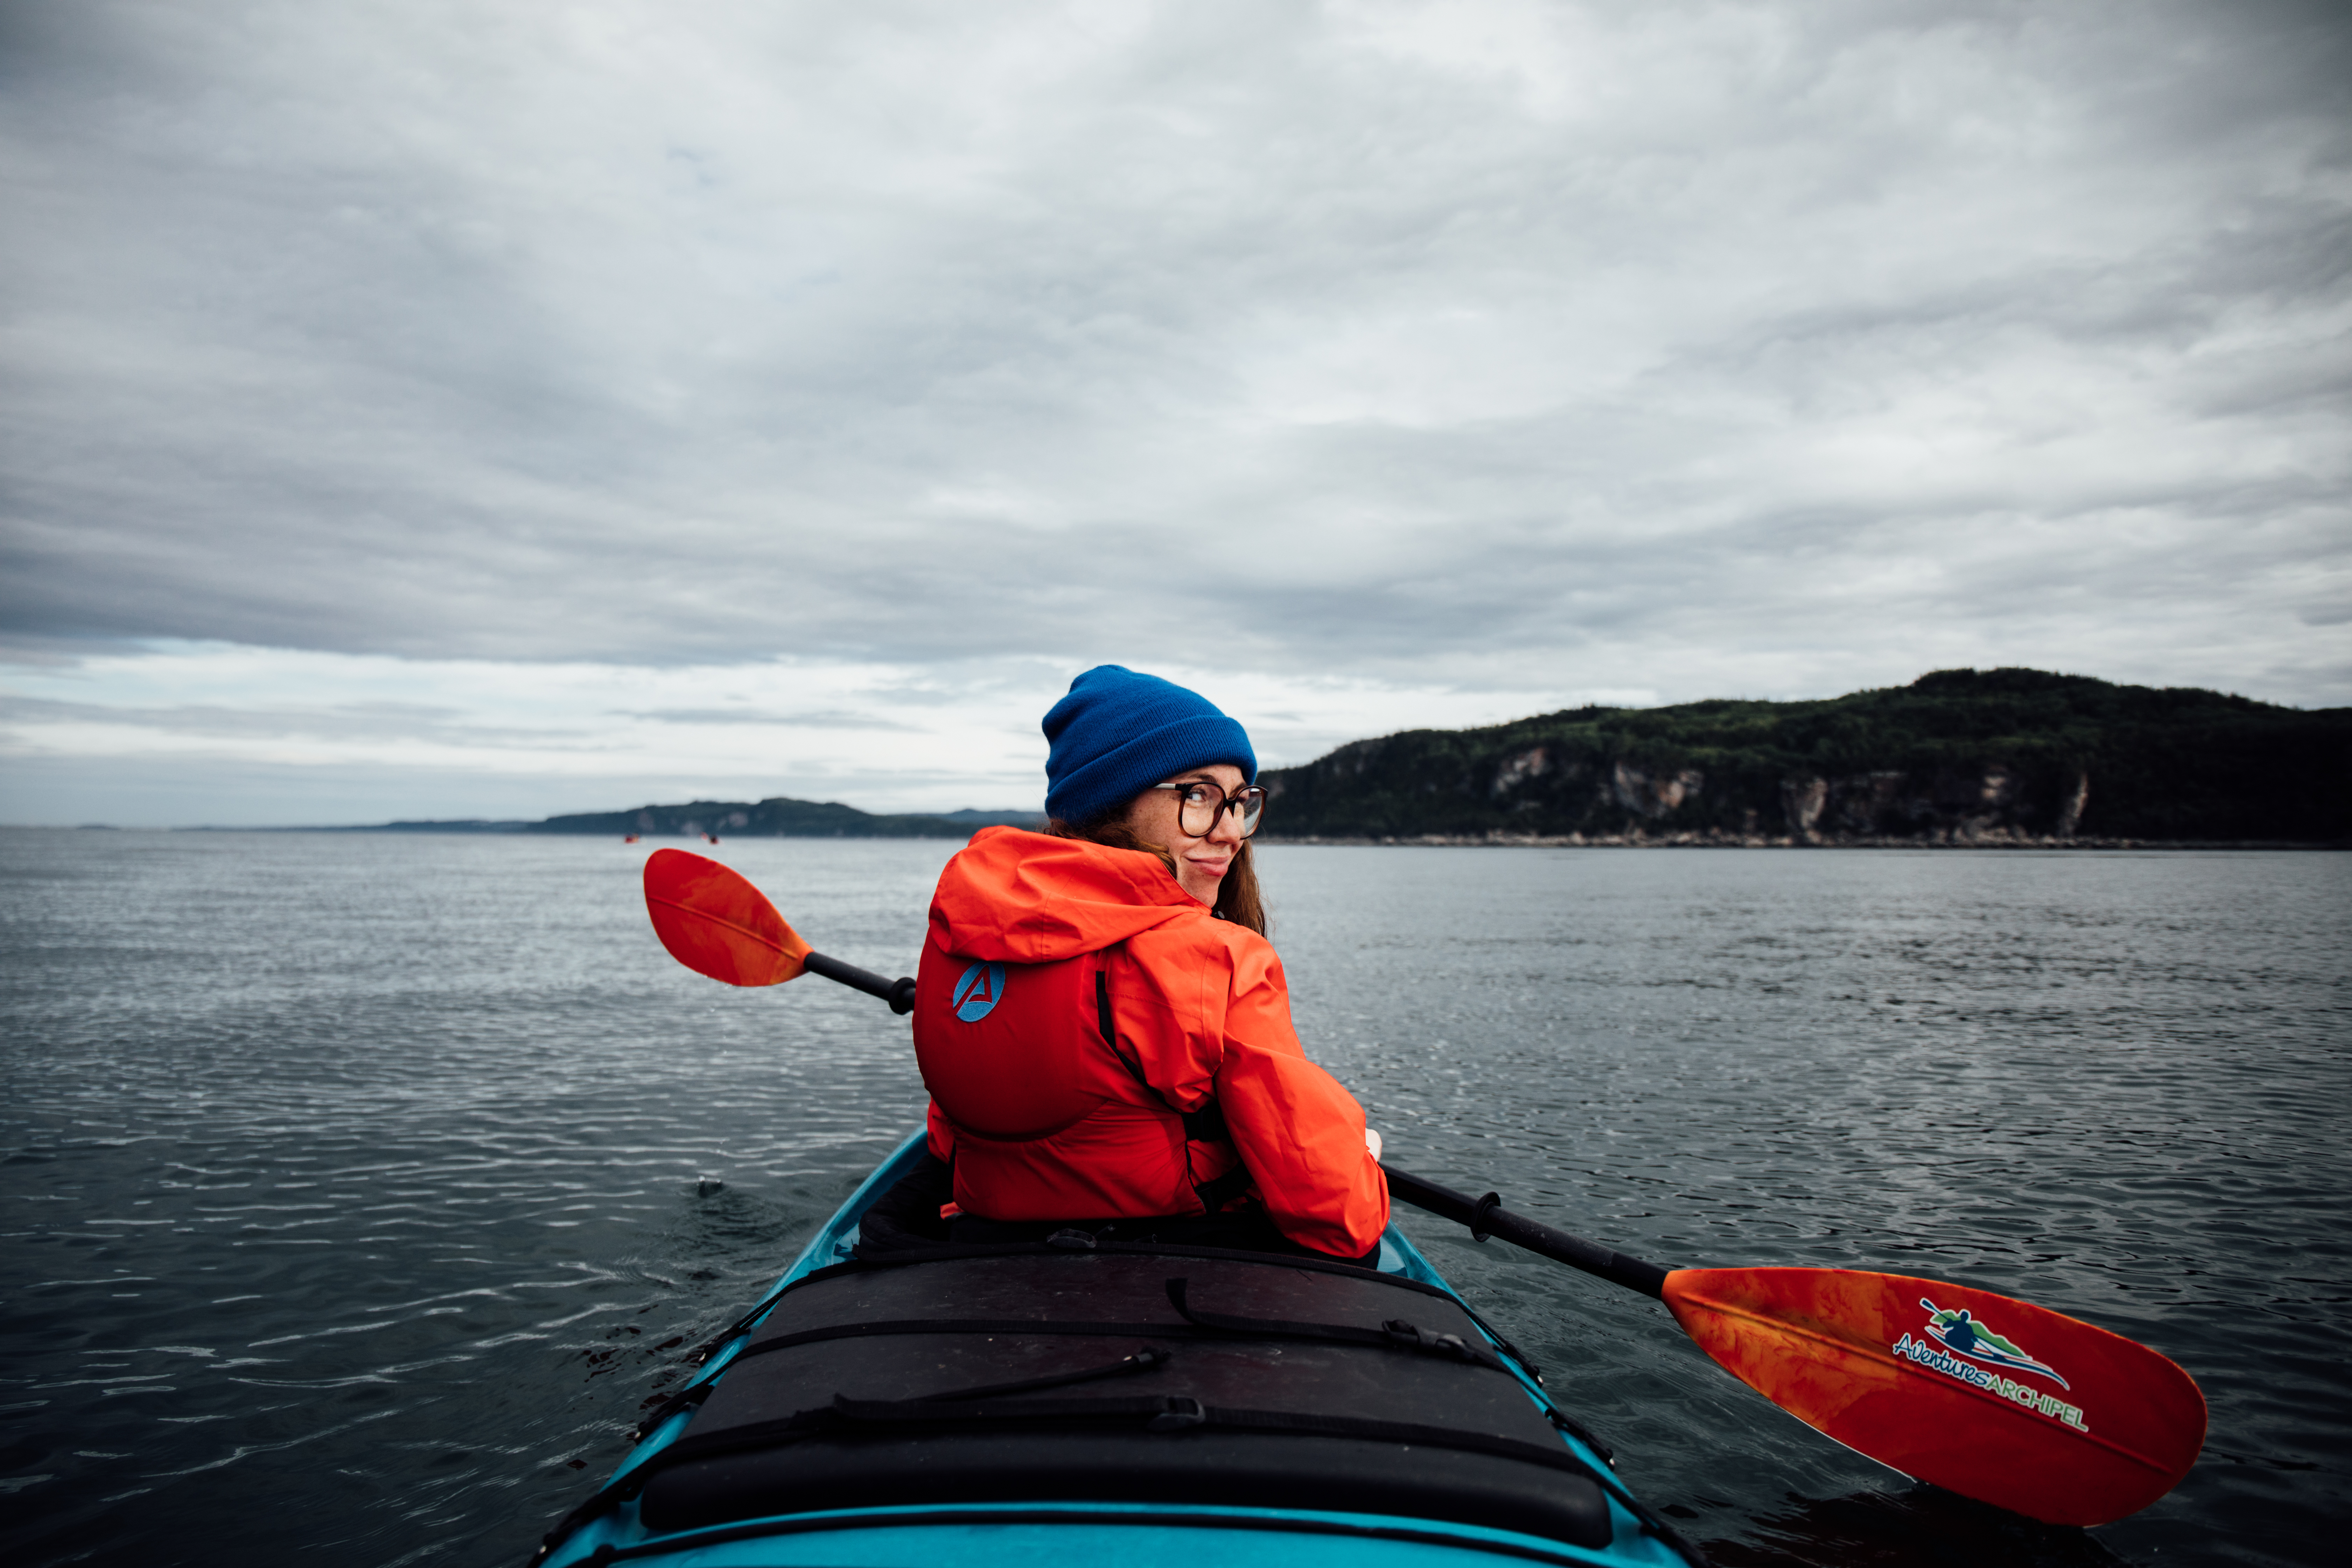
[2,834,2344,1566]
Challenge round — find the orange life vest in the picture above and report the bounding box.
[913,828,1388,1259]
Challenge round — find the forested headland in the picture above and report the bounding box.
[350,669,2347,846]
[1255,669,2349,846]
[361,802,1040,838]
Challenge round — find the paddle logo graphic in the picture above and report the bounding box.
[1892,1298,2090,1432]
[952,962,1006,1022]
[1921,1301,2070,1387]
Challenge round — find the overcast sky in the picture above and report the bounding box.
[4,0,2347,825]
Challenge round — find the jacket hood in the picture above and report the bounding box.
[930,827,1204,963]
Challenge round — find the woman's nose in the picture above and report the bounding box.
[1206,804,1245,845]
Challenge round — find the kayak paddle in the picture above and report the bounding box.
[1384,1168,2205,1528]
[638,847,2206,1528]
[643,846,916,1011]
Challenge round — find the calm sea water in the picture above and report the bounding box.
[0,832,2344,1567]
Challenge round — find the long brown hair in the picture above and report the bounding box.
[1044,813,1268,937]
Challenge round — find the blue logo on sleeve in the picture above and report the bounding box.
[952,962,1006,1022]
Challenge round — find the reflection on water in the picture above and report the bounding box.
[1700,1484,2133,1567]
[1,834,2344,1566]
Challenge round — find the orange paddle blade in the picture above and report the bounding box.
[642,848,811,987]
[1665,1266,2205,1527]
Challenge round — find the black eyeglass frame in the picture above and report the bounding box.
[1149,780,1269,840]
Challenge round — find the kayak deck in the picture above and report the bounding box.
[536,1134,1699,1568]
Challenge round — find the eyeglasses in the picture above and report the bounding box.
[1151,780,1268,840]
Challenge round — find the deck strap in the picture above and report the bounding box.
[722,1316,1253,1370]
[912,1346,1175,1402]
[1164,1276,1510,1372]
[658,1390,1602,1489]
[819,1396,1608,1477]
[545,1391,1616,1560]
[634,1340,1178,1443]
[707,1277,1525,1387]
[772,1393,1586,1473]
[693,1240,1459,1366]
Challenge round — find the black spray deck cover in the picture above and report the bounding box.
[634,1244,1614,1548]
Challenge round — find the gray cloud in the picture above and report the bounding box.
[0,693,593,748]
[2,0,2347,705]
[611,707,921,730]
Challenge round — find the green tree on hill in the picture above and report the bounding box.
[1258,670,2349,844]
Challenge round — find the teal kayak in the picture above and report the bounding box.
[533,1131,1705,1568]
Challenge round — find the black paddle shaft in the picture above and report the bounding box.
[802,950,918,1015]
[792,954,1665,1293]
[1384,1167,1671,1300]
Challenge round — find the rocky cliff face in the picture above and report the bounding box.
[1771,765,2086,844]
[1268,752,2109,846]
[1453,752,2082,844]
[1257,669,2350,845]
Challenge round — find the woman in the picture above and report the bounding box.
[888,665,1388,1264]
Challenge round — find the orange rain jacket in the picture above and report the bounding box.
[913,827,1388,1259]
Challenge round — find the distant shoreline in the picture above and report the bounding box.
[16,824,2341,849]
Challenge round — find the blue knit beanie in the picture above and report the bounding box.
[1042,666,1258,826]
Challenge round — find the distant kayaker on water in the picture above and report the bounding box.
[867,665,1389,1264]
